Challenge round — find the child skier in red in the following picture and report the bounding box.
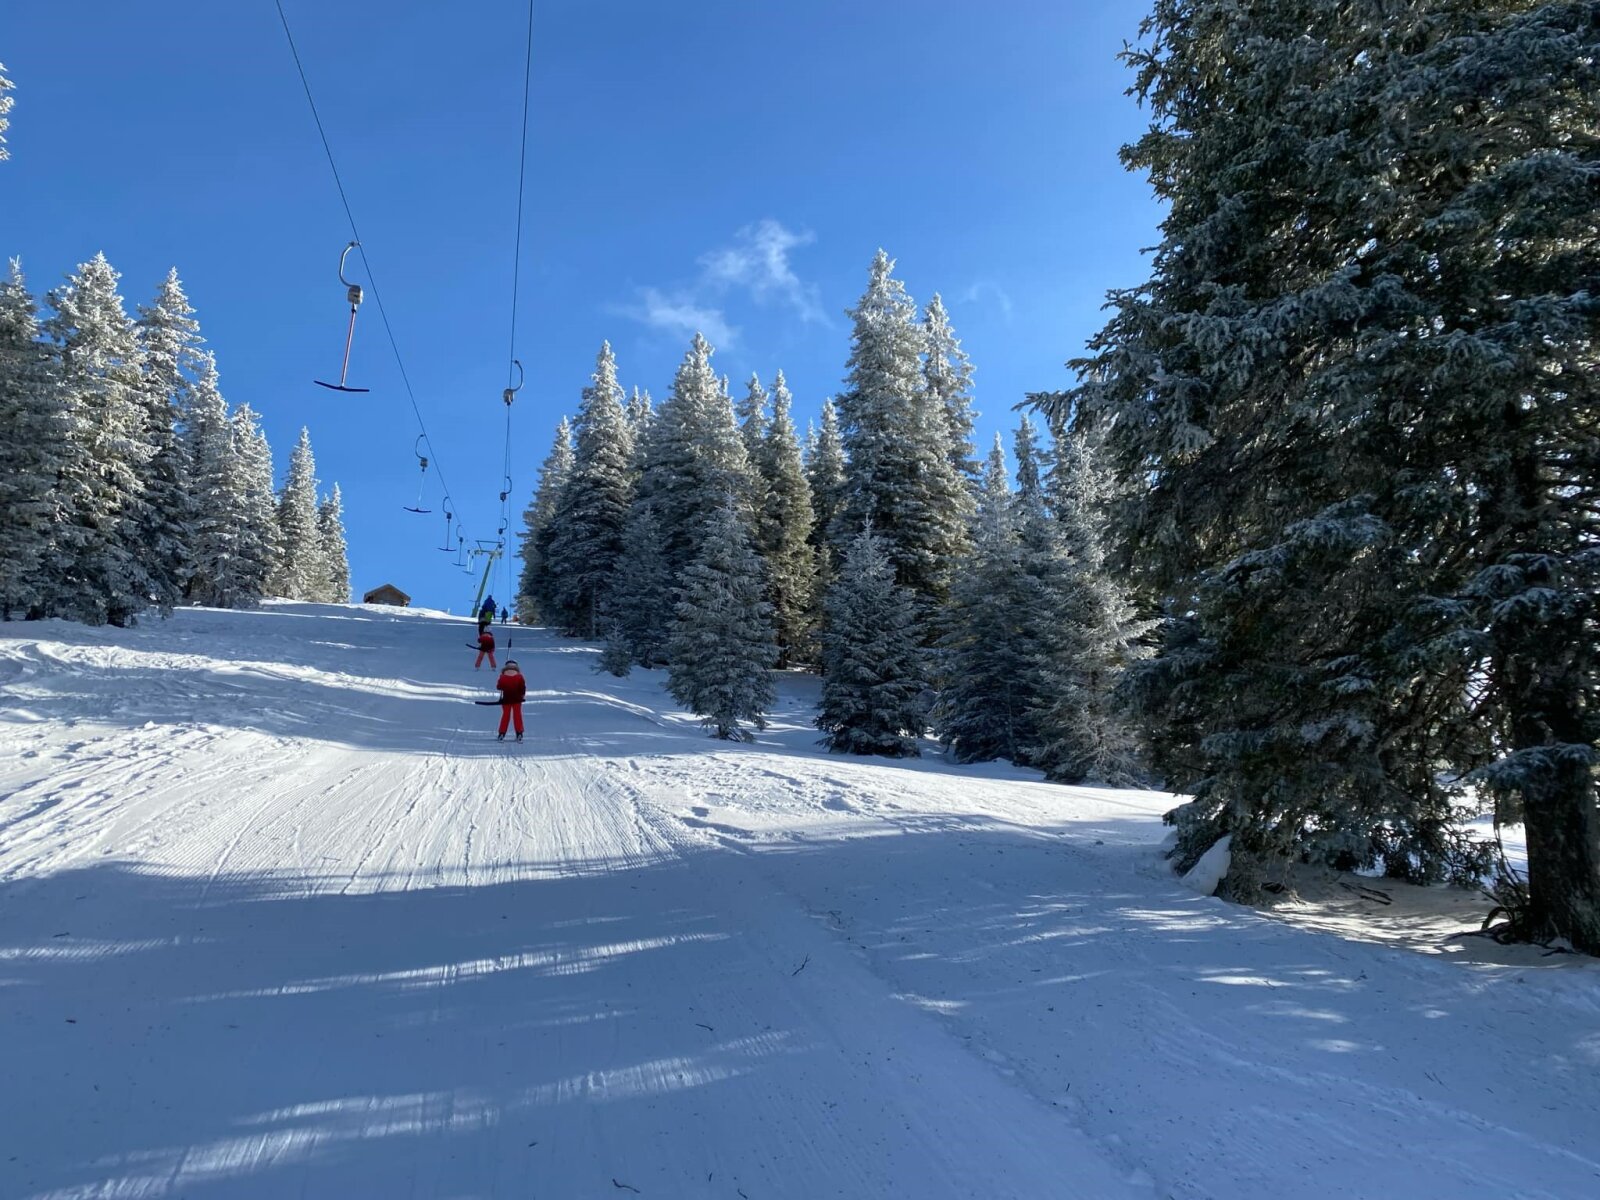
[495,659,526,742]
[475,627,497,670]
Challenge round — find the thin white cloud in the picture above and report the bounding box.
[698,220,825,324]
[617,219,824,348]
[960,280,1015,321]
[616,286,737,349]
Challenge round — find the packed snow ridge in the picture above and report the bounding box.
[2,602,1596,1200]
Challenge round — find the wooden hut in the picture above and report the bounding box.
[362,583,411,607]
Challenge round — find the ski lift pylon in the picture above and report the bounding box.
[403,434,432,513]
[314,241,371,394]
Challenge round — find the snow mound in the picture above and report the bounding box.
[1179,833,1231,895]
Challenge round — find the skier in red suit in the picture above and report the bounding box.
[495,660,526,741]
[475,627,496,670]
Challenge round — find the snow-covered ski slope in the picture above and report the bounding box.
[2,603,1596,1200]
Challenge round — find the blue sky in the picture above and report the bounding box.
[2,1,1161,613]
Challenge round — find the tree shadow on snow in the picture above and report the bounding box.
[2,818,1595,1199]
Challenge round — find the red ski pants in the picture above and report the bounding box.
[475,649,497,669]
[498,702,524,736]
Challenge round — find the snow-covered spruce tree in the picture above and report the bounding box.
[182,352,236,606]
[134,268,204,613]
[41,253,154,626]
[734,373,772,524]
[1047,2,1599,944]
[922,292,980,490]
[756,370,817,667]
[805,397,847,591]
[596,623,633,677]
[625,386,653,438]
[816,526,927,757]
[228,403,279,605]
[0,62,13,161]
[544,343,635,636]
[635,333,757,578]
[835,251,969,616]
[516,417,573,624]
[624,387,653,476]
[606,502,674,667]
[1012,413,1051,511]
[736,373,768,467]
[666,493,776,740]
[271,427,325,601]
[1434,5,1600,949]
[0,260,65,618]
[1040,7,1445,894]
[934,436,1050,764]
[1029,425,1149,786]
[317,484,351,603]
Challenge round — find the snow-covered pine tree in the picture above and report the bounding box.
[635,333,757,578]
[317,484,351,603]
[626,386,653,435]
[1424,6,1600,948]
[228,403,279,605]
[624,387,653,474]
[0,260,64,618]
[835,251,969,615]
[756,370,816,666]
[1039,7,1416,891]
[0,62,12,161]
[516,417,573,624]
[665,492,776,740]
[596,623,633,677]
[182,352,236,606]
[544,343,635,636]
[1043,411,1108,560]
[1028,425,1148,786]
[933,436,1047,764]
[805,397,847,590]
[734,373,772,523]
[271,427,325,601]
[816,526,926,757]
[736,373,768,466]
[41,253,155,626]
[1012,413,1050,510]
[1047,2,1599,947]
[922,292,980,489]
[134,269,204,613]
[606,502,673,667]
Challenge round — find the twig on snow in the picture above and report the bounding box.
[1338,881,1393,905]
[791,954,809,977]
[695,1022,714,1032]
[612,1181,640,1194]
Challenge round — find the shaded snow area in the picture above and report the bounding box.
[2,602,1597,1200]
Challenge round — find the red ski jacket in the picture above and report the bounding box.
[496,668,526,705]
[478,630,495,651]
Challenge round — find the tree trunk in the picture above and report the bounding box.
[1513,699,1600,955]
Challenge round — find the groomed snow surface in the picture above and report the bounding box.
[2,602,1596,1200]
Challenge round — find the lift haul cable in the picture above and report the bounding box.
[272,0,476,545]
[496,0,537,603]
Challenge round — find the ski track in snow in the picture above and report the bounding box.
[1,602,1596,1200]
